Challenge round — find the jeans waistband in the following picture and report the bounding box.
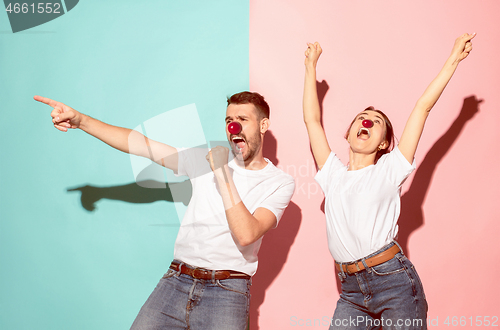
[170,260,251,280]
[335,241,402,275]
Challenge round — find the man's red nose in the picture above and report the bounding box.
[228,122,242,135]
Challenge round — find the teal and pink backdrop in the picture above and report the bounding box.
[1,1,499,329]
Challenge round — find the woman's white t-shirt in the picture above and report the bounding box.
[315,146,415,262]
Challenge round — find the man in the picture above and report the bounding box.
[35,91,295,329]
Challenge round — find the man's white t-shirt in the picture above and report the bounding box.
[173,147,295,276]
[315,146,415,262]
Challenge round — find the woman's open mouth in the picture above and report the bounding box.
[357,127,371,139]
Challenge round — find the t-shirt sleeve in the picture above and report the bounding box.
[378,146,416,188]
[175,147,189,177]
[314,152,345,195]
[175,147,210,179]
[258,176,295,227]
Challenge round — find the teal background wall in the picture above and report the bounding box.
[0,1,249,328]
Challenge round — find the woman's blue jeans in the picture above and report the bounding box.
[330,242,428,330]
[130,265,251,330]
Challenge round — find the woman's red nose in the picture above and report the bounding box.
[228,122,242,135]
[362,119,374,128]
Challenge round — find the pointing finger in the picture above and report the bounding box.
[34,95,60,108]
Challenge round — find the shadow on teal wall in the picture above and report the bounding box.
[0,1,249,328]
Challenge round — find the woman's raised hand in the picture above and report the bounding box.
[305,42,322,68]
[450,33,476,64]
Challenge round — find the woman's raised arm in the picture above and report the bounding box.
[303,42,331,169]
[399,33,476,163]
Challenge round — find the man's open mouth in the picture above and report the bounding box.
[232,136,246,150]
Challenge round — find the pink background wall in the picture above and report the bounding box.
[250,0,500,328]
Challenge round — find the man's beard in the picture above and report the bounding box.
[231,130,261,163]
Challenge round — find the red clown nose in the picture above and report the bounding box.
[228,121,242,135]
[362,119,374,128]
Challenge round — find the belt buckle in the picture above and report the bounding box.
[190,267,203,279]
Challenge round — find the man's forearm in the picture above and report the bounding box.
[79,114,135,154]
[213,166,263,247]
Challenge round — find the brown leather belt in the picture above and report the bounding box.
[335,244,401,274]
[170,262,251,280]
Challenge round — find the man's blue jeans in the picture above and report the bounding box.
[130,264,251,330]
[330,242,428,330]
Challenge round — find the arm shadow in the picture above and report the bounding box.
[397,95,482,258]
[315,79,329,214]
[249,131,303,330]
[67,165,192,212]
[316,80,329,128]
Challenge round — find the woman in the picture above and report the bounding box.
[302,33,475,330]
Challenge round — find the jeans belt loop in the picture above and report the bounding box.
[393,240,404,255]
[211,270,216,284]
[361,258,370,273]
[336,262,345,282]
[176,262,184,276]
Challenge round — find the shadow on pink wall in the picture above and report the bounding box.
[398,95,482,258]
[250,131,303,330]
